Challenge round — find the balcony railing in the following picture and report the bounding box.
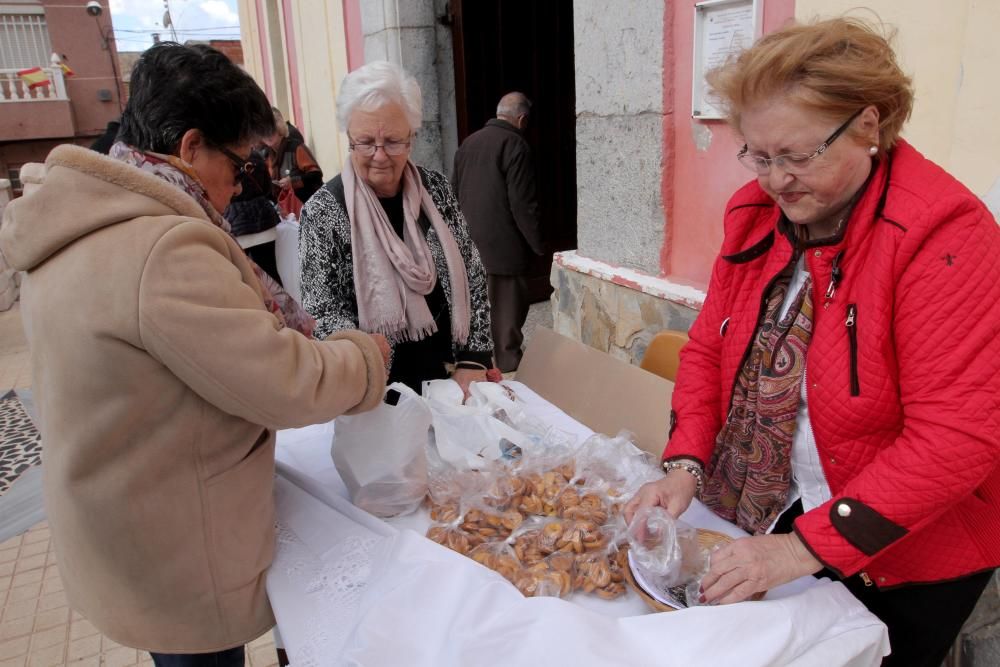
[0,64,68,103]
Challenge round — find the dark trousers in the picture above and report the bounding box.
[149,646,245,666]
[772,502,993,667]
[487,273,530,372]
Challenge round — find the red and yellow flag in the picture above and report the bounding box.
[58,62,74,77]
[16,67,50,89]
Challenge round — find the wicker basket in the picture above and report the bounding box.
[624,529,764,612]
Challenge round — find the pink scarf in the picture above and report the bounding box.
[110,142,315,338]
[343,159,470,345]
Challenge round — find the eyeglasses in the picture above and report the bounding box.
[212,143,254,177]
[737,108,864,175]
[348,137,411,157]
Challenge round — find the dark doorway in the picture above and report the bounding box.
[449,0,577,303]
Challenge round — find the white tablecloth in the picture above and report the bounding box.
[268,382,889,666]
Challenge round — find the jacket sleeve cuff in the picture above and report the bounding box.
[794,497,909,576]
[323,329,387,413]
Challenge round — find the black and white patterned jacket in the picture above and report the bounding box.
[299,166,494,363]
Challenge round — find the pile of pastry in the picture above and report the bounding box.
[426,460,630,599]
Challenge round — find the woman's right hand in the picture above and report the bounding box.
[623,470,699,526]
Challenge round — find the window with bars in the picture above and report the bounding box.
[0,11,53,70]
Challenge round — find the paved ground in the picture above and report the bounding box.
[522,298,553,349]
[0,304,279,667]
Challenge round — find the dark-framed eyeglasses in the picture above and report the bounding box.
[348,136,412,157]
[212,143,254,177]
[737,108,865,175]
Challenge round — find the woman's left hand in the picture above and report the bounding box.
[451,368,486,402]
[699,533,823,605]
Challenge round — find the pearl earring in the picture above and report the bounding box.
[868,145,878,156]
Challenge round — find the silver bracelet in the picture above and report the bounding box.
[661,458,705,495]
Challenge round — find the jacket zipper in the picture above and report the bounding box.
[859,572,873,587]
[846,304,860,396]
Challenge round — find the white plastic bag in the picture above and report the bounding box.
[426,398,533,469]
[422,381,535,469]
[275,217,301,303]
[332,383,431,517]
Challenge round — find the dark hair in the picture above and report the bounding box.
[118,42,275,154]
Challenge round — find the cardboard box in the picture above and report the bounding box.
[516,328,673,458]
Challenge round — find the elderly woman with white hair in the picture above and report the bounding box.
[299,61,494,396]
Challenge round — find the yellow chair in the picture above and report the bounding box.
[640,330,689,382]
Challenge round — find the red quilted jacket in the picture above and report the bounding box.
[665,140,1000,588]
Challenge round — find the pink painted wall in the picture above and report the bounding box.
[253,0,274,100]
[343,0,364,71]
[661,0,795,289]
[280,0,303,131]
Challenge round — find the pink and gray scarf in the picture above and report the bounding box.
[342,158,470,345]
[110,141,315,337]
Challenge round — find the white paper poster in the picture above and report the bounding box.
[693,0,759,119]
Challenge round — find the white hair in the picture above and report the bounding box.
[335,61,423,131]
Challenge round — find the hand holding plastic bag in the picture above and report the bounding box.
[626,506,710,598]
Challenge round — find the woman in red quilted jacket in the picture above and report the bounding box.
[625,17,999,666]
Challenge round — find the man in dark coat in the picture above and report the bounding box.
[453,92,545,372]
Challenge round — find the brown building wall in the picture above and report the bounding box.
[207,40,244,66]
[43,0,125,135]
[0,0,125,192]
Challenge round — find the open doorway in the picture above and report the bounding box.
[449,0,577,303]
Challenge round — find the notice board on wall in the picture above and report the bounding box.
[692,0,761,119]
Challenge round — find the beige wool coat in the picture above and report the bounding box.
[0,145,386,653]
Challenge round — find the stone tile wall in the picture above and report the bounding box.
[573,0,666,274]
[551,262,699,365]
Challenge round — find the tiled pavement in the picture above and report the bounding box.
[0,304,30,392]
[0,304,279,667]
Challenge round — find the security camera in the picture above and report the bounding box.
[86,1,102,16]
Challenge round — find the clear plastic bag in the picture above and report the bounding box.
[626,506,710,592]
[332,383,431,517]
[426,523,485,556]
[422,428,674,602]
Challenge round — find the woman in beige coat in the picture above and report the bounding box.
[0,43,387,665]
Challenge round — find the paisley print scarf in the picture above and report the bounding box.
[700,263,813,535]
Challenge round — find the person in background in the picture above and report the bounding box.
[272,105,304,144]
[453,92,546,372]
[0,43,388,666]
[299,60,494,397]
[624,17,999,667]
[265,108,322,217]
[224,146,283,285]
